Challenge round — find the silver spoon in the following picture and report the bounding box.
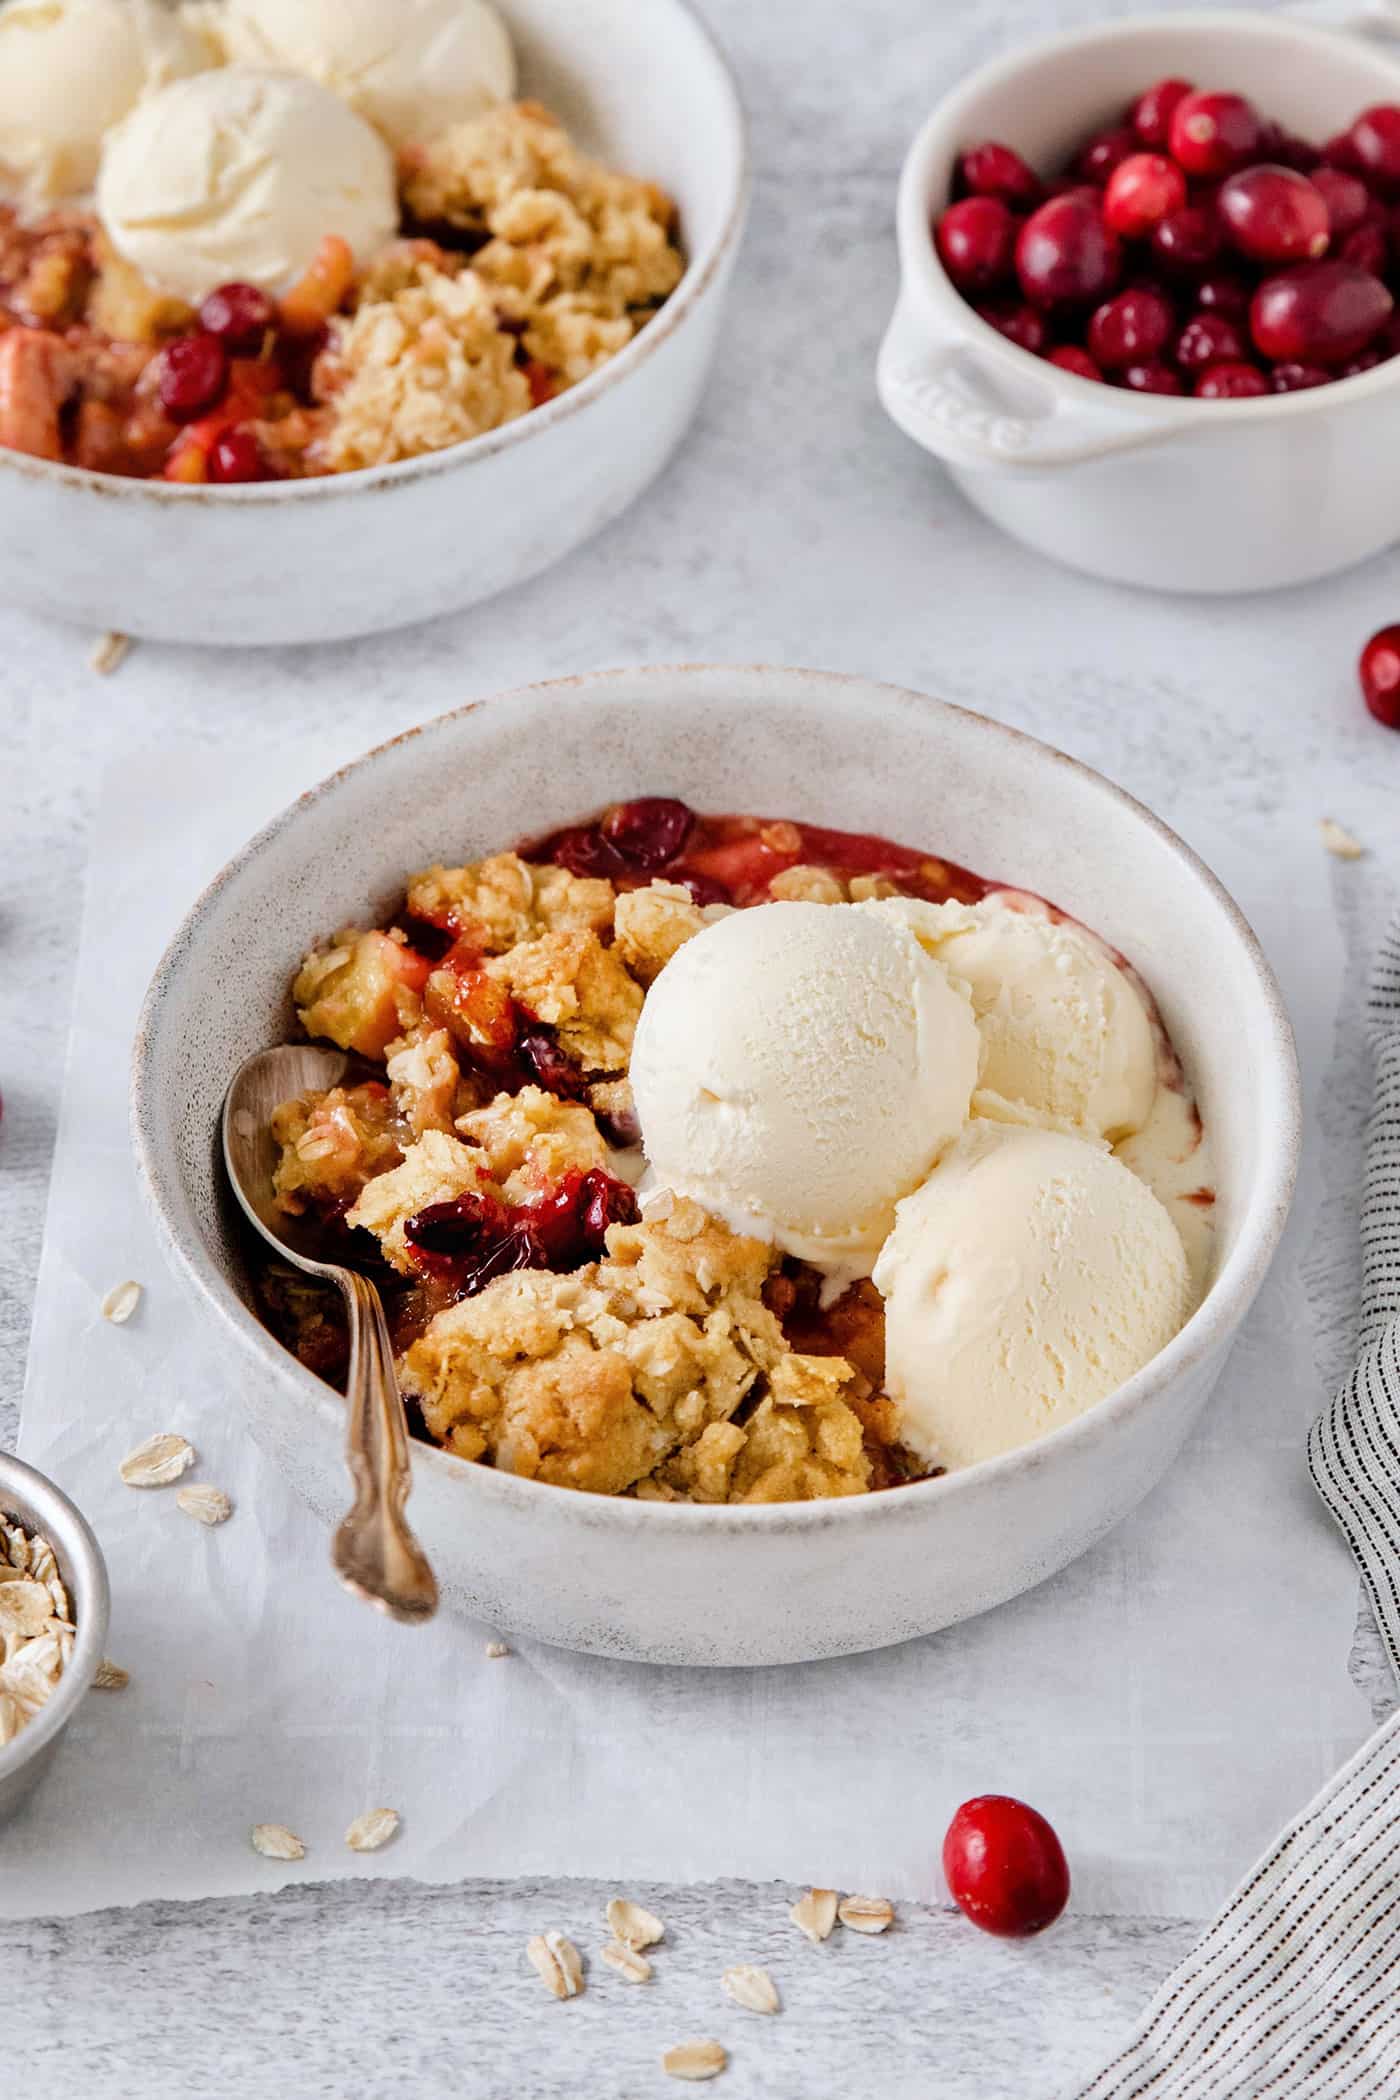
[222,1044,439,1625]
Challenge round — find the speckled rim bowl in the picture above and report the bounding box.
[130,666,1300,1667]
[0,1451,111,1825]
[0,0,749,644]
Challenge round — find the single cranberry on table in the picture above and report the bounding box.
[976,301,1049,353]
[942,1795,1070,1938]
[1118,360,1183,393]
[1131,75,1193,149]
[1348,105,1400,194]
[1250,260,1393,364]
[1194,359,1269,398]
[1175,311,1246,370]
[1310,167,1371,238]
[1270,360,1332,391]
[935,196,1017,292]
[959,140,1042,208]
[1015,193,1122,305]
[198,281,276,354]
[600,795,695,869]
[156,333,228,421]
[1151,204,1223,275]
[1217,164,1330,262]
[1360,625,1400,728]
[1076,124,1137,184]
[1169,90,1262,177]
[1103,152,1187,237]
[1086,286,1173,369]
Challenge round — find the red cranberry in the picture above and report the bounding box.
[209,428,269,484]
[575,1167,640,1251]
[1340,223,1388,276]
[1151,204,1223,275]
[1218,165,1330,262]
[959,140,1041,208]
[1103,152,1187,237]
[942,1796,1070,1938]
[1360,624,1400,728]
[1015,194,1121,305]
[1132,76,1193,149]
[1118,360,1183,394]
[156,333,228,421]
[1322,129,1365,175]
[600,795,695,870]
[1349,106,1400,194]
[1175,310,1246,369]
[550,823,626,879]
[518,1029,588,1101]
[935,197,1017,292]
[1046,344,1102,380]
[1087,286,1173,369]
[1339,347,1384,377]
[975,301,1048,354]
[1251,260,1393,365]
[1194,359,1268,398]
[1075,125,1137,184]
[197,281,276,353]
[1169,91,1261,177]
[680,873,730,908]
[1270,360,1333,392]
[1311,167,1371,238]
[1193,270,1249,318]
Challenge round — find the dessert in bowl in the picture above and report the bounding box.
[131,667,1299,1665]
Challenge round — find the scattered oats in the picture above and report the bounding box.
[606,1896,665,1950]
[641,1183,676,1222]
[601,1939,652,1983]
[346,1807,400,1853]
[93,1658,130,1691]
[0,1688,23,1745]
[1320,818,1365,860]
[100,1280,143,1325]
[175,1483,233,1527]
[232,1107,256,1141]
[484,1640,511,1659]
[662,2040,727,2082]
[838,1894,894,1935]
[789,1888,838,1943]
[89,630,132,677]
[251,1823,305,1861]
[722,1964,780,2014]
[120,1433,195,1488]
[527,1930,583,1999]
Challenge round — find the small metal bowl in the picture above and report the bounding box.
[0,1452,110,1826]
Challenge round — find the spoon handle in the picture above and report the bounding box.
[331,1270,439,1623]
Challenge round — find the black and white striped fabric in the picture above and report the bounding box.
[1076,921,1400,2100]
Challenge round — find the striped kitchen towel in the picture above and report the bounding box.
[1077,918,1400,2100]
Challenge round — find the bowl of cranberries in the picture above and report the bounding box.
[879,9,1400,593]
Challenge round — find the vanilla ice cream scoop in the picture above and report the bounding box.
[629,901,981,1272]
[867,893,1158,1142]
[96,67,398,303]
[874,1122,1190,1471]
[0,0,208,204]
[207,0,515,149]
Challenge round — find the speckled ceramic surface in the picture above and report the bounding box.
[128,667,1301,1666]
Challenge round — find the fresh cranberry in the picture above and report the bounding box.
[1251,261,1393,365]
[1339,348,1384,378]
[1340,223,1388,276]
[959,140,1042,208]
[1075,125,1137,184]
[1169,91,1261,177]
[1265,131,1322,174]
[1103,152,1187,237]
[679,873,730,908]
[935,197,1017,292]
[518,1028,588,1101]
[1132,76,1193,149]
[1151,204,1223,275]
[1217,165,1330,262]
[1046,344,1102,380]
[1175,311,1245,369]
[1193,270,1249,318]
[600,795,695,870]
[197,281,276,353]
[1015,194,1121,305]
[942,1796,1070,1938]
[156,333,228,421]
[1118,360,1183,394]
[549,823,626,880]
[1086,286,1173,369]
[1348,106,1400,194]
[1311,167,1371,238]
[975,301,1048,353]
[1322,129,1365,175]
[1270,360,1333,392]
[1194,359,1268,398]
[1360,624,1400,728]
[209,428,268,484]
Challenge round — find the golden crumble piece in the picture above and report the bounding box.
[313,264,531,472]
[604,1205,778,1323]
[294,928,430,1060]
[612,881,710,985]
[587,1076,639,1142]
[345,1129,485,1273]
[848,874,901,902]
[769,864,847,905]
[486,929,642,1072]
[86,233,193,343]
[456,1084,609,1203]
[353,237,463,305]
[270,1084,403,1215]
[656,1357,872,1505]
[522,296,633,388]
[406,852,614,952]
[384,1024,473,1138]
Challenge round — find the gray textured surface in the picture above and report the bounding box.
[1,0,1399,2090]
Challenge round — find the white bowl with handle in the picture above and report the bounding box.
[0,0,747,646]
[879,8,1400,593]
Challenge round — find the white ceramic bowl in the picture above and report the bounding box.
[878,8,1400,593]
[0,0,747,646]
[131,666,1299,1667]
